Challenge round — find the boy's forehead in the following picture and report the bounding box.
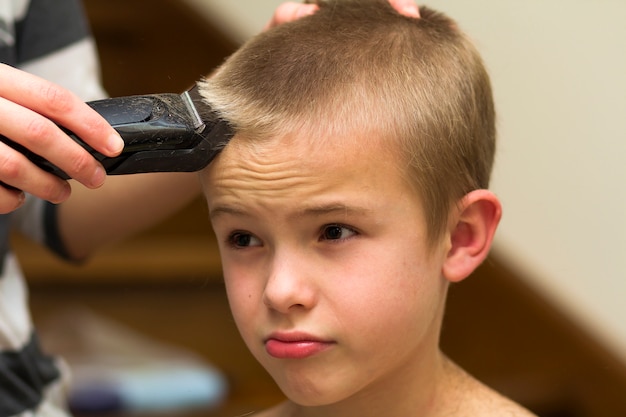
[214,130,388,169]
[200,129,432,238]
[201,130,406,194]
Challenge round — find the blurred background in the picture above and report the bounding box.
[13,1,626,416]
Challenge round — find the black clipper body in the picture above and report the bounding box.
[0,85,233,179]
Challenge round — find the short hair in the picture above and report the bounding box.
[200,0,495,245]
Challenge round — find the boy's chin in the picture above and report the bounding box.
[267,368,352,408]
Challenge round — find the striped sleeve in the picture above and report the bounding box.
[1,0,106,415]
[14,0,89,65]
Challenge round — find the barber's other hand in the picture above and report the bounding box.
[388,0,420,17]
[266,0,419,29]
[0,64,123,213]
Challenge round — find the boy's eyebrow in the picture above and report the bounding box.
[294,203,372,219]
[209,204,248,220]
[209,203,372,220]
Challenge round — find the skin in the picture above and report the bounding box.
[57,172,200,260]
[201,130,528,416]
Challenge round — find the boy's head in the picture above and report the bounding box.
[200,0,495,244]
[199,1,503,411]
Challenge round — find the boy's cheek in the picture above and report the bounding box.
[222,265,258,303]
[223,272,264,334]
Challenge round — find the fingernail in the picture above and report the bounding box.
[298,4,318,18]
[58,182,71,202]
[16,191,26,207]
[50,182,71,204]
[402,5,420,18]
[91,166,106,188]
[107,133,124,155]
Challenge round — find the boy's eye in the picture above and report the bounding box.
[321,224,357,241]
[228,232,261,248]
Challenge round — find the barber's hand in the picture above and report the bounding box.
[0,64,123,213]
[264,2,318,29]
[266,0,419,29]
[388,0,420,17]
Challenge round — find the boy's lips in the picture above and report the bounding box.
[264,332,335,359]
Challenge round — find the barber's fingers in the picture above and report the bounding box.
[0,96,107,189]
[389,0,420,18]
[0,64,124,197]
[264,0,419,31]
[0,140,73,213]
[0,175,26,214]
[0,64,123,155]
[264,2,319,30]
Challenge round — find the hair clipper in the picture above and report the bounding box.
[0,85,233,180]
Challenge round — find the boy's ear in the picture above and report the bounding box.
[442,190,502,283]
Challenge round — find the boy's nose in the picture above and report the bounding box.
[262,252,317,314]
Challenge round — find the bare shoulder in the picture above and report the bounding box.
[466,385,538,417]
[441,360,538,417]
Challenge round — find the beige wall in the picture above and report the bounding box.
[185,0,626,362]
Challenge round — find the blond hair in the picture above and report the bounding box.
[200,0,495,244]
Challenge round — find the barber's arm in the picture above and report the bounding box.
[57,173,200,261]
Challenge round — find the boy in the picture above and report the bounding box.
[199,1,536,416]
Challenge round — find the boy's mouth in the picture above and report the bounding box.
[264,332,335,359]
